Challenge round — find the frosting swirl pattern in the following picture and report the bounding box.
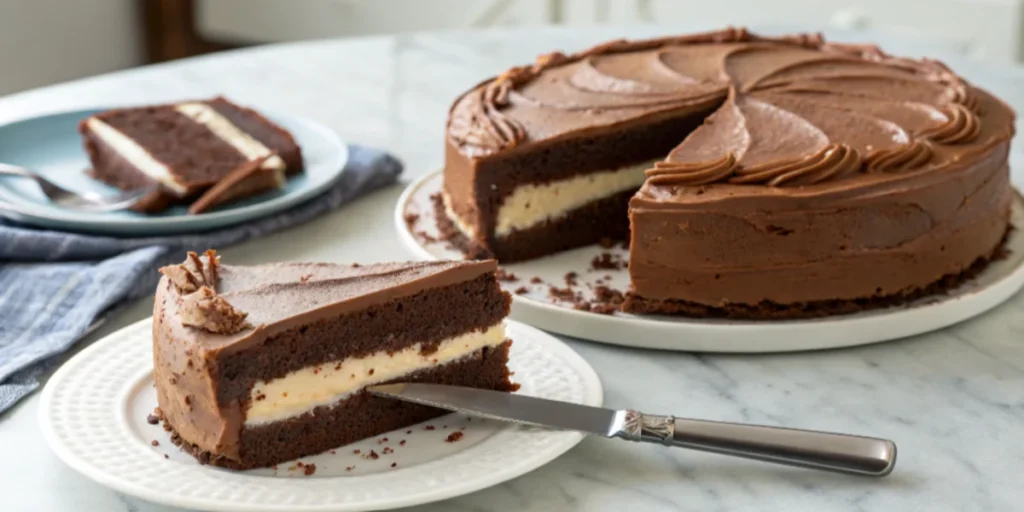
[447,27,1007,189]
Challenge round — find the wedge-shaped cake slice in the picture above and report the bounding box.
[153,251,516,469]
[80,97,303,214]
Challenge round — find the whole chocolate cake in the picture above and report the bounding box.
[438,27,1016,318]
[153,251,516,469]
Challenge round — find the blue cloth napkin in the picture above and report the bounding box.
[0,145,402,415]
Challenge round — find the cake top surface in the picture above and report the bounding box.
[446,27,1014,196]
[157,251,497,353]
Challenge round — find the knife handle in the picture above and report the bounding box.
[613,411,896,477]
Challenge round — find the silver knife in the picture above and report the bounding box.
[368,383,896,477]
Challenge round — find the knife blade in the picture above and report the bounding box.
[368,383,897,477]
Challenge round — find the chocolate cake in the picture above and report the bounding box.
[80,97,303,214]
[440,27,1016,318]
[153,251,516,469]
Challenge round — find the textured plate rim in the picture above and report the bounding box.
[0,107,348,233]
[395,169,1024,353]
[39,318,602,512]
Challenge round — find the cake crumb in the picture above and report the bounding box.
[303,463,317,476]
[335,363,342,370]
[183,395,191,407]
[382,447,394,455]
[151,440,159,446]
[377,437,388,444]
[391,462,397,468]
[163,454,169,459]
[406,430,412,434]
[514,286,529,295]
[367,450,379,460]
[299,274,312,284]
[368,368,375,376]
[146,413,160,425]
[353,449,361,454]
[548,286,580,303]
[591,252,624,270]
[590,285,626,315]
[346,466,355,471]
[530,276,543,284]
[411,230,436,243]
[425,425,435,431]
[564,272,578,286]
[493,270,516,282]
[403,212,420,226]
[255,392,266,401]
[446,432,465,443]
[495,269,518,282]
[352,262,361,268]
[399,440,407,446]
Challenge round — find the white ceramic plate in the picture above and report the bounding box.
[39,318,601,512]
[396,170,1024,353]
[0,107,348,235]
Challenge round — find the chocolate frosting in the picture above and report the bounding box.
[153,256,497,461]
[446,27,1013,191]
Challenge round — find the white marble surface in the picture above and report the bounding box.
[2,25,1024,512]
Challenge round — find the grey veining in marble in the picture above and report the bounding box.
[1,26,1023,512]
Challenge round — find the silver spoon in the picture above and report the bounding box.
[0,162,158,212]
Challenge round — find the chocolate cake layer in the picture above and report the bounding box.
[168,341,515,469]
[443,108,715,244]
[86,106,249,190]
[436,188,634,262]
[81,130,176,213]
[215,272,509,404]
[206,97,303,174]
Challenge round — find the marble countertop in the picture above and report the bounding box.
[2,26,1024,512]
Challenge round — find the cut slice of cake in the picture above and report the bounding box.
[153,251,516,469]
[80,96,303,214]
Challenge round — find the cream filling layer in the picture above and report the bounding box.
[85,118,188,195]
[245,323,506,425]
[494,161,652,237]
[174,102,287,186]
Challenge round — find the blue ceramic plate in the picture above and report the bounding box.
[0,108,347,235]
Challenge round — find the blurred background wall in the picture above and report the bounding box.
[2,0,1024,96]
